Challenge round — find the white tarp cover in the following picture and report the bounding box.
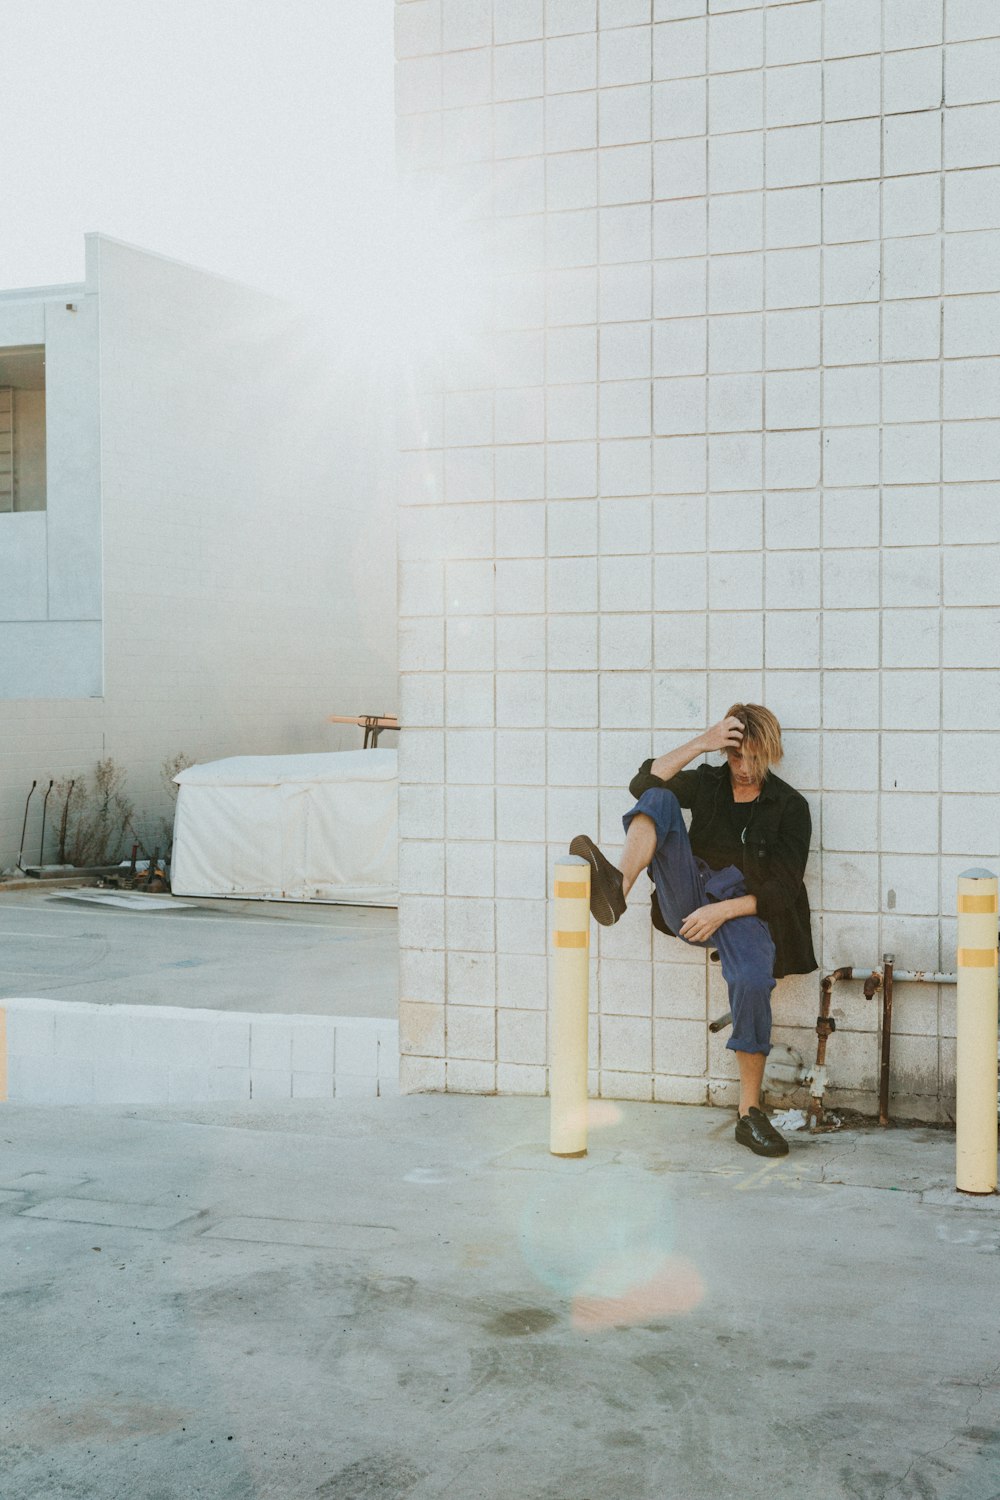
[170,749,397,905]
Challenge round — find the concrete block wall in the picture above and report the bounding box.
[0,998,398,1106]
[394,0,1000,1118]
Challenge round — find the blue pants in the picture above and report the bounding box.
[623,788,776,1055]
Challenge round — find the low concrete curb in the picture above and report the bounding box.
[0,996,399,1106]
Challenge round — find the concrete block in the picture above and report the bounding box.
[335,1074,380,1099]
[823,55,880,121]
[823,0,882,58]
[202,1068,253,1103]
[250,1023,294,1072]
[494,0,543,44]
[822,853,879,912]
[881,842,941,915]
[884,114,942,178]
[398,896,446,951]
[445,1004,495,1060]
[598,958,652,1016]
[446,950,496,1005]
[496,1008,547,1065]
[946,0,1000,41]
[823,180,880,244]
[250,1070,292,1101]
[945,36,1000,104]
[445,1058,496,1093]
[765,1,820,65]
[332,1023,380,1078]
[52,1008,128,1065]
[883,174,942,238]
[767,124,821,190]
[824,119,881,182]
[708,8,763,72]
[880,732,939,795]
[399,839,446,896]
[6,1005,56,1057]
[547,32,597,93]
[885,302,942,367]
[94,1061,170,1106]
[709,70,764,134]
[9,1054,95,1106]
[884,48,943,113]
[653,76,705,140]
[653,1017,707,1076]
[599,1069,653,1101]
[600,25,652,88]
[400,1001,445,1058]
[653,17,705,79]
[945,168,1000,233]
[653,1073,710,1104]
[399,1055,447,1093]
[546,0,597,36]
[600,1013,652,1072]
[442,45,491,108]
[881,609,940,670]
[884,0,942,51]
[496,1062,547,1095]
[601,83,652,149]
[880,670,941,730]
[547,93,597,156]
[495,40,545,101]
[291,1071,335,1100]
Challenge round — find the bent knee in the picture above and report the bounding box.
[634,786,681,818]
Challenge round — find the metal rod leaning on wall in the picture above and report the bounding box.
[877,955,895,1128]
[955,868,999,1196]
[550,854,590,1159]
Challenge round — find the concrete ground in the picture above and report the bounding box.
[2,1096,998,1500]
[0,889,396,1017]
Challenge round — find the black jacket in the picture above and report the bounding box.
[629,758,818,979]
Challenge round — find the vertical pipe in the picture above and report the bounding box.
[38,779,54,864]
[550,854,591,1158]
[878,955,894,1128]
[955,869,999,1195]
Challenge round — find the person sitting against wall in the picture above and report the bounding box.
[571,703,817,1158]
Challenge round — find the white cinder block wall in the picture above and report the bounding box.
[394,0,1000,1119]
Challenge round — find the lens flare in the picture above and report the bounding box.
[571,1257,705,1330]
[519,1164,705,1327]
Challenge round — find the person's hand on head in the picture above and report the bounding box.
[701,716,745,754]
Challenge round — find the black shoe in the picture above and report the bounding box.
[568,834,627,927]
[735,1106,789,1158]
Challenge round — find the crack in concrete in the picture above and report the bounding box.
[883,1354,1000,1499]
[816,1133,861,1185]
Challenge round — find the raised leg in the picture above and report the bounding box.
[619,813,657,897]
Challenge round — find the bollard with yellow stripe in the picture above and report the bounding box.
[550,854,591,1157]
[955,869,998,1195]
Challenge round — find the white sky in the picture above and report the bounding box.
[0,0,396,317]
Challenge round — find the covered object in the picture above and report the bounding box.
[170,750,397,905]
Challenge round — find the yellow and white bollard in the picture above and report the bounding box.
[550,855,591,1158]
[955,869,999,1195]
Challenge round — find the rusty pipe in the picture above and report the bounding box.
[879,954,894,1128]
[807,966,857,1129]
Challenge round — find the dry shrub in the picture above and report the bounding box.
[53,758,134,866]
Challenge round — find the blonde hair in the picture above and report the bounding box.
[725,703,783,785]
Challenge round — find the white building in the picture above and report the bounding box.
[394,0,1000,1120]
[0,233,396,865]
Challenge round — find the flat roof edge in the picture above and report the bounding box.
[0,282,87,303]
[85,232,289,304]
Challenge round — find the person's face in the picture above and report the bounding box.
[726,743,760,787]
